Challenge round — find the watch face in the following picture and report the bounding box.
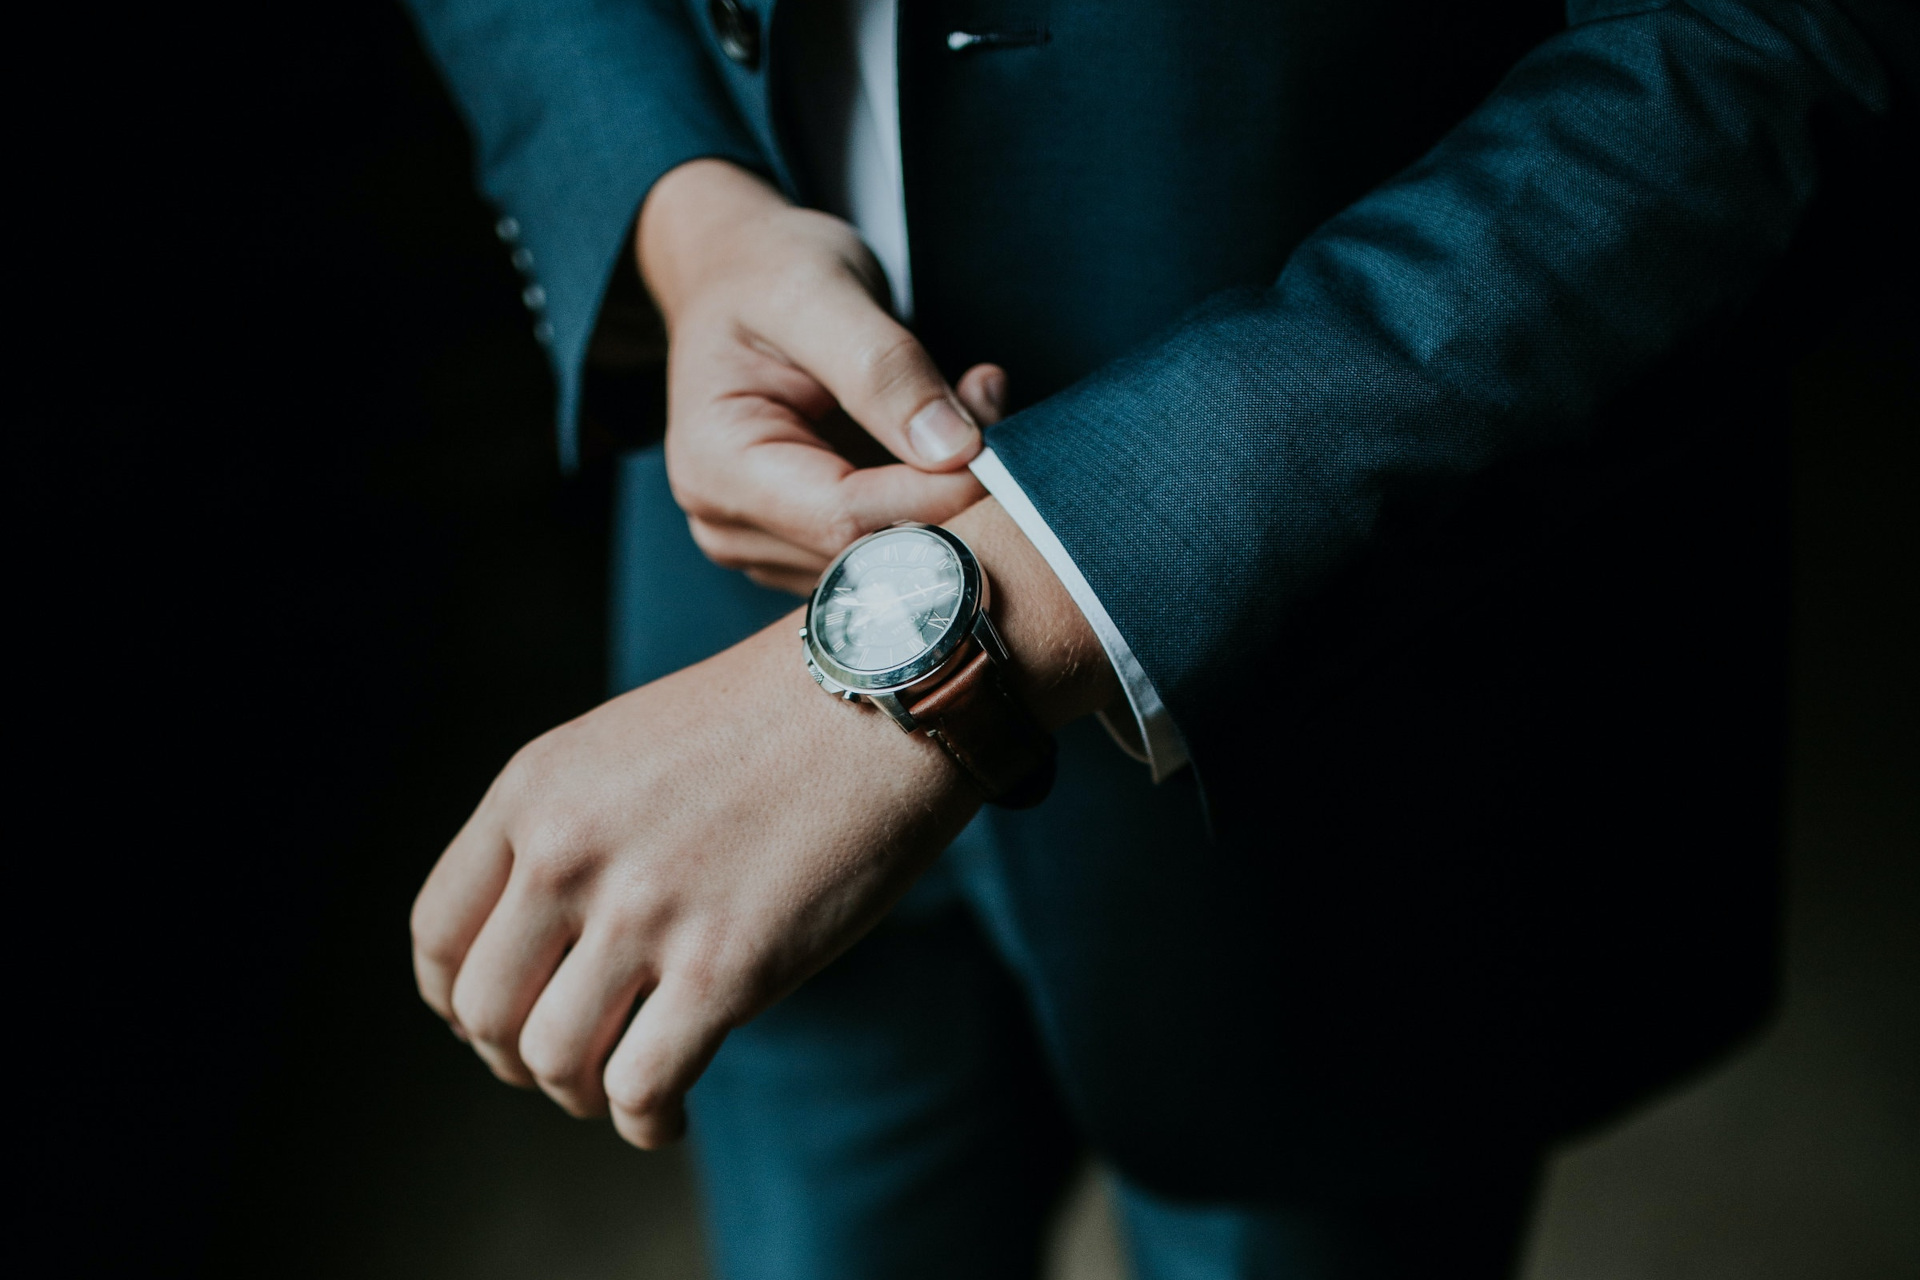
[812,526,967,676]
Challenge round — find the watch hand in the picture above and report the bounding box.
[856,582,955,611]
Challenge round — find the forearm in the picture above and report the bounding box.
[987,0,1893,782]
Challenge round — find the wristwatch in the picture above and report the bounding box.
[802,522,1055,808]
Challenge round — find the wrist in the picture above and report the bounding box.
[791,500,1113,807]
[636,158,789,330]
[944,498,1118,731]
[754,609,977,816]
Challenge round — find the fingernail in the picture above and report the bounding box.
[907,398,979,465]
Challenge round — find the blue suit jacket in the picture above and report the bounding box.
[404,0,1906,802]
[404,0,1913,1185]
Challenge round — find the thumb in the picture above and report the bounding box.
[756,269,982,472]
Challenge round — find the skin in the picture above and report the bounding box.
[410,159,1117,1148]
[647,158,1000,596]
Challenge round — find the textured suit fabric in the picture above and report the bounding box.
[408,0,1915,1205]
[965,0,1891,818]
[610,448,1551,1240]
[402,0,775,467]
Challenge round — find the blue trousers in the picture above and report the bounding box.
[611,447,1541,1279]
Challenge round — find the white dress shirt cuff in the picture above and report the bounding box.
[969,447,1190,782]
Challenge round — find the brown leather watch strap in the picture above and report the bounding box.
[905,648,1056,809]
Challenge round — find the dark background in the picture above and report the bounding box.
[19,3,1915,1276]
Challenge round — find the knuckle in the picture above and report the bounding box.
[409,915,457,971]
[819,510,867,556]
[674,951,727,1006]
[610,1106,656,1149]
[664,459,721,522]
[853,330,926,401]
[480,1050,536,1090]
[611,894,676,948]
[767,256,840,314]
[451,995,510,1049]
[519,1033,585,1096]
[619,1111,683,1150]
[411,945,467,1006]
[516,832,595,896]
[497,771,601,892]
[672,940,760,1021]
[685,519,747,568]
[683,516,719,552]
[495,736,557,804]
[407,903,432,951]
[552,1094,601,1120]
[410,953,453,1008]
[606,1073,668,1118]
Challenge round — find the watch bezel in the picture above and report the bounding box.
[804,523,985,695]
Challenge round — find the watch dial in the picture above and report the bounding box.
[814,528,965,673]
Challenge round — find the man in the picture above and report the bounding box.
[401,0,1911,1275]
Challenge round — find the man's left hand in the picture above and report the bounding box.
[410,499,1117,1147]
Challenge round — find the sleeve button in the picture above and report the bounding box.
[708,0,760,68]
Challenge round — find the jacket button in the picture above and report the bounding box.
[708,0,760,69]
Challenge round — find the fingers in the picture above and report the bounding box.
[411,808,515,1030]
[758,272,983,471]
[686,515,829,580]
[745,566,820,596]
[604,968,735,1149]
[519,921,655,1117]
[954,363,1008,427]
[691,429,985,561]
[828,463,986,544]
[665,255,1006,582]
[448,868,577,1088]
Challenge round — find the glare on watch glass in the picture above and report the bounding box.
[815,530,964,673]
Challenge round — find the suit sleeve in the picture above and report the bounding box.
[401,0,771,467]
[981,0,1904,807]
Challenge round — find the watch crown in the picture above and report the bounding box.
[798,627,809,639]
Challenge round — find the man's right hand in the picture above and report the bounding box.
[638,158,1004,595]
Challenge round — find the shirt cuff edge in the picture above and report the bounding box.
[969,447,1191,782]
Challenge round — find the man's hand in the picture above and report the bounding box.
[411,500,1118,1148]
[410,614,972,1148]
[641,158,1001,594]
